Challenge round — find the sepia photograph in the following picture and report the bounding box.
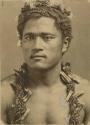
[0,0,90,124]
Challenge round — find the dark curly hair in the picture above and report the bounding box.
[17,2,72,44]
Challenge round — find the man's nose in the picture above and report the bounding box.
[32,36,44,52]
[34,36,44,48]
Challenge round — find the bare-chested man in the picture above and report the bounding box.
[1,0,90,125]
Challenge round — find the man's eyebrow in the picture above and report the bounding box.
[40,33,56,36]
[23,33,34,37]
[24,32,56,37]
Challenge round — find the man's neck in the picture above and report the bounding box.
[27,63,62,88]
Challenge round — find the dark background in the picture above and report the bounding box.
[0,0,90,80]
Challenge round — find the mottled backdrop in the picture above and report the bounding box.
[0,0,90,80]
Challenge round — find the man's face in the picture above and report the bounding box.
[22,17,63,70]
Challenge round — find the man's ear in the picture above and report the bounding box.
[62,37,69,55]
[17,40,22,47]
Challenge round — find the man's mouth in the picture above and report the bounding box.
[31,55,47,59]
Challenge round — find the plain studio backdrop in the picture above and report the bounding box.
[0,0,90,80]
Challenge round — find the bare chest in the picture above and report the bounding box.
[24,87,69,124]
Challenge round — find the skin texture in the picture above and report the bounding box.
[1,17,90,125]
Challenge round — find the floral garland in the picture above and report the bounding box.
[7,63,84,124]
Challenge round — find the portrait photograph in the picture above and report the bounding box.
[0,0,90,125]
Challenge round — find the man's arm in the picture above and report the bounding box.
[72,74,90,125]
[84,82,90,125]
[1,75,15,123]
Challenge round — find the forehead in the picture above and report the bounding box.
[23,17,60,35]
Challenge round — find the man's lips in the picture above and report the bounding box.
[30,55,47,59]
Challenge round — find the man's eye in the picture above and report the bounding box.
[24,35,35,41]
[43,36,56,41]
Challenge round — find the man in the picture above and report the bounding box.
[1,0,90,124]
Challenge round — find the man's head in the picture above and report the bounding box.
[17,0,72,70]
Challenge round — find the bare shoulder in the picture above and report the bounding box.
[72,74,90,124]
[1,74,16,93]
[72,74,90,108]
[72,74,89,94]
[1,74,16,122]
[72,74,90,90]
[1,74,16,107]
[1,74,16,85]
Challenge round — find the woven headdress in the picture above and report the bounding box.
[17,0,72,42]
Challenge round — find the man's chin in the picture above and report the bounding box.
[28,63,51,71]
[26,60,60,71]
